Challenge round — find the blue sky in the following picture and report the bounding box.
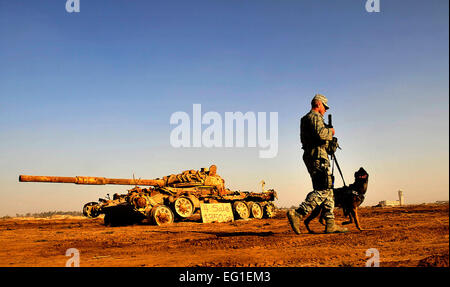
[0,0,448,216]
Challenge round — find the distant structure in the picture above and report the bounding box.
[376,190,405,207]
[435,200,449,205]
[398,190,404,205]
[377,200,399,207]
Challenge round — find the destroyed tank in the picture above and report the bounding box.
[19,165,277,226]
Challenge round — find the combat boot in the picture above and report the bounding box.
[325,218,348,233]
[287,210,303,235]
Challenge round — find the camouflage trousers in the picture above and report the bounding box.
[297,156,335,220]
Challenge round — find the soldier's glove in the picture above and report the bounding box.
[326,137,339,155]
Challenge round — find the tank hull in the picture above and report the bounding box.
[85,185,277,226]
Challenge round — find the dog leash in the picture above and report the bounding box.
[332,153,347,187]
[327,114,347,187]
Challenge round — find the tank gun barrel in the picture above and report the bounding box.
[18,175,165,186]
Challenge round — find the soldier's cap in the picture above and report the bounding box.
[312,94,329,110]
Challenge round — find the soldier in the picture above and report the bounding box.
[287,94,348,234]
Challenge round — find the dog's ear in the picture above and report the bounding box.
[355,167,368,179]
[358,167,368,174]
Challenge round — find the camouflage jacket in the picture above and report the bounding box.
[300,110,333,161]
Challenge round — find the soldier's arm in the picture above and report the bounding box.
[312,115,333,141]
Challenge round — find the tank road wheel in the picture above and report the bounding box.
[233,201,250,220]
[103,212,113,226]
[173,197,194,218]
[83,202,100,218]
[264,202,276,218]
[150,205,174,226]
[248,202,263,219]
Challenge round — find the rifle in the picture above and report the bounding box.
[327,114,347,187]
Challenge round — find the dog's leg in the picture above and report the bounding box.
[350,207,364,231]
[304,207,320,234]
[342,208,353,225]
[318,209,326,226]
[342,219,352,225]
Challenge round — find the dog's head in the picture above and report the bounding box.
[354,167,368,180]
[353,167,369,194]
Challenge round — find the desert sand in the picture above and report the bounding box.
[0,203,448,267]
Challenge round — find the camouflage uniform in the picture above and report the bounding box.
[297,110,335,220]
[287,94,347,234]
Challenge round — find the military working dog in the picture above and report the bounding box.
[304,167,369,232]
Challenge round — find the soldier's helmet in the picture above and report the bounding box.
[312,94,329,110]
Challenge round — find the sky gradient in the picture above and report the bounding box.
[0,0,448,216]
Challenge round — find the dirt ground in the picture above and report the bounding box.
[0,203,448,267]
